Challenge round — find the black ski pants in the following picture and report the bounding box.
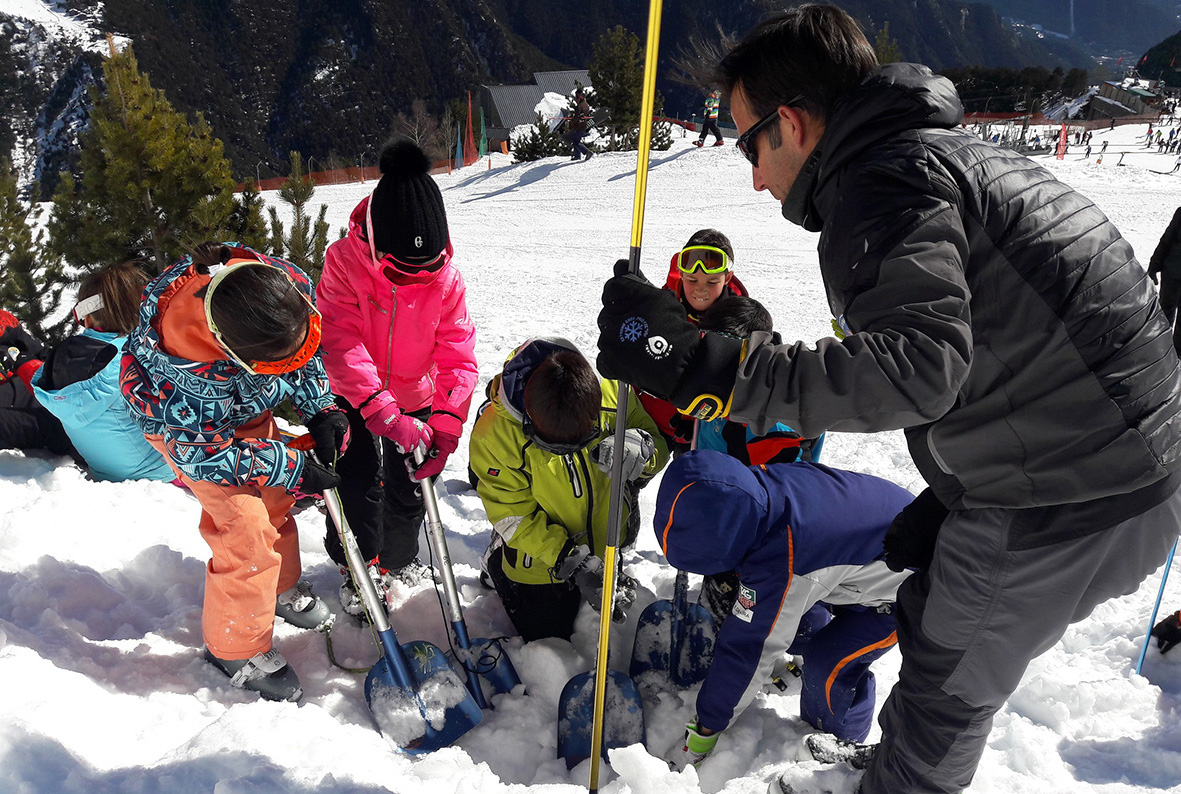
[323,398,427,571]
[487,546,581,642]
[698,118,722,144]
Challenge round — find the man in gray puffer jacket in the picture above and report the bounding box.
[595,6,1181,793]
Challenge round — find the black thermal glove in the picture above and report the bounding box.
[297,458,342,496]
[666,411,696,451]
[0,320,48,361]
[883,487,950,573]
[307,407,350,465]
[0,318,48,382]
[597,263,742,421]
[1152,610,1181,654]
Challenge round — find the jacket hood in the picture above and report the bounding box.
[495,337,581,425]
[38,329,118,391]
[783,63,963,230]
[654,449,769,574]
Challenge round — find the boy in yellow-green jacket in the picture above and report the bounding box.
[469,337,669,641]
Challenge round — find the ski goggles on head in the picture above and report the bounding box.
[204,258,322,376]
[677,245,733,275]
[735,93,806,167]
[72,294,105,324]
[524,420,600,457]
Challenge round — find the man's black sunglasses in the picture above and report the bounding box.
[735,94,806,167]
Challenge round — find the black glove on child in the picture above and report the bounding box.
[297,459,342,496]
[596,261,743,421]
[1151,610,1181,654]
[883,487,950,573]
[0,317,48,382]
[307,407,350,465]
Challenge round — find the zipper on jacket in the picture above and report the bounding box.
[563,453,583,499]
[385,285,397,389]
[577,452,596,557]
[926,427,953,475]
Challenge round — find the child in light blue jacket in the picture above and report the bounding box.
[2,263,173,482]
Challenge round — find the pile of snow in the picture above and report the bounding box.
[2,121,1181,794]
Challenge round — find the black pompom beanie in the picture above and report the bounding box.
[369,139,448,266]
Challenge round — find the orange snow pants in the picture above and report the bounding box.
[147,412,302,660]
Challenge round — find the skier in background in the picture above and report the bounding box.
[694,88,724,147]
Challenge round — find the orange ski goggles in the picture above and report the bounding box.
[204,258,322,375]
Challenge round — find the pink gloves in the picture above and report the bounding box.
[412,412,463,480]
[360,391,433,455]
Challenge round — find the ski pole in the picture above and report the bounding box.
[588,0,663,791]
[1135,539,1176,675]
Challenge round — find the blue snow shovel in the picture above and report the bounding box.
[629,569,716,687]
[417,451,522,706]
[557,668,646,769]
[321,475,483,753]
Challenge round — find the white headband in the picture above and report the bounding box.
[73,294,105,320]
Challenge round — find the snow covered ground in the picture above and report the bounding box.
[2,122,1181,794]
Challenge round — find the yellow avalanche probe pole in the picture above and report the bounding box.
[589,0,664,790]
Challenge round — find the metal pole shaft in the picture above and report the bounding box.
[589,0,663,790]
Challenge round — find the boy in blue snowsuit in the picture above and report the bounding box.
[658,450,914,770]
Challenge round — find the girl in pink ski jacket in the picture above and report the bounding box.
[316,139,477,612]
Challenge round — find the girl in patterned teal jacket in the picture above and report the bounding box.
[120,242,348,702]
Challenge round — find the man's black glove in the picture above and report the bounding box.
[883,487,949,573]
[597,262,743,421]
[297,458,342,495]
[1151,610,1181,654]
[307,407,350,465]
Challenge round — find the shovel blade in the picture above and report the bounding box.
[365,639,484,755]
[628,599,716,688]
[465,636,523,697]
[556,670,646,769]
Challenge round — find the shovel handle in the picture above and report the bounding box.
[414,448,491,709]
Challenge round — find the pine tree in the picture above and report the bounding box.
[0,162,73,343]
[874,22,902,65]
[512,112,568,162]
[269,152,329,282]
[46,41,236,276]
[650,116,673,151]
[227,180,270,251]
[588,26,644,151]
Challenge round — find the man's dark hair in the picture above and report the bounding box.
[194,243,310,363]
[699,296,773,337]
[715,4,877,123]
[524,349,601,444]
[685,228,735,262]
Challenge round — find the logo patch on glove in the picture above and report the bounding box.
[646,335,670,359]
[620,316,648,343]
[734,584,756,623]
